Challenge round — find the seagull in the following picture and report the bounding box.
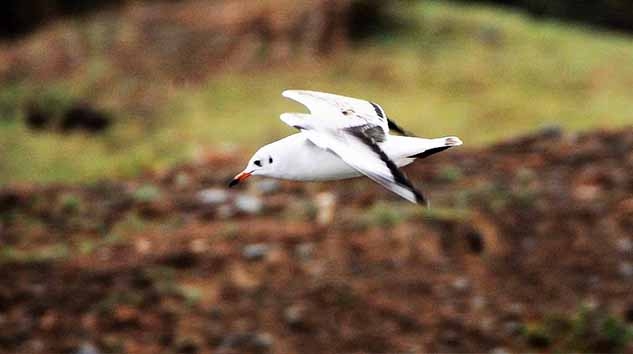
[229,90,462,205]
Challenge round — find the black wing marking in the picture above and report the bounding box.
[409,146,451,159]
[369,101,413,136]
[349,127,428,205]
[347,124,386,143]
[387,118,413,136]
[369,101,386,120]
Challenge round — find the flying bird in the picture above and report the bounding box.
[229,90,462,205]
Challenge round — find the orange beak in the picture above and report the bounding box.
[228,171,252,187]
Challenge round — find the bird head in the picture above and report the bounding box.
[228,147,276,187]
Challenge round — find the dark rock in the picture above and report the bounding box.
[625,305,633,323]
[61,104,111,133]
[466,231,485,254]
[161,251,198,269]
[24,104,51,130]
[0,190,22,212]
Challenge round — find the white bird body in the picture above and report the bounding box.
[261,133,453,181]
[230,90,463,205]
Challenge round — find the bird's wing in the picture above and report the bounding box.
[279,112,427,205]
[282,90,391,138]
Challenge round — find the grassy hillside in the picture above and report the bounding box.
[2,1,633,184]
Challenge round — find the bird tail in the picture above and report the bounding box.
[408,136,463,159]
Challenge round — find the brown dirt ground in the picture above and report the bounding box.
[1,127,633,354]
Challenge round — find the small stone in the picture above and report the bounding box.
[615,238,633,253]
[315,192,336,225]
[625,304,633,323]
[582,298,598,311]
[174,337,199,354]
[295,242,314,261]
[574,184,601,201]
[253,332,274,349]
[521,237,536,251]
[490,347,510,354]
[190,239,208,253]
[284,304,308,329]
[508,302,524,315]
[503,321,522,336]
[618,262,633,278]
[235,194,263,214]
[75,342,100,354]
[452,277,470,292]
[135,238,151,254]
[175,172,190,189]
[229,264,261,290]
[197,188,228,205]
[242,243,270,261]
[255,179,280,194]
[27,339,44,352]
[441,329,460,346]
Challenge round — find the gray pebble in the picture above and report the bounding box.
[284,304,307,327]
[253,332,274,349]
[235,194,263,214]
[490,347,510,354]
[452,277,470,292]
[503,321,522,336]
[197,188,228,205]
[295,242,315,261]
[243,243,270,261]
[75,343,100,354]
[619,262,633,278]
[508,302,524,315]
[616,238,633,253]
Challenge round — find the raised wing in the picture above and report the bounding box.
[279,113,427,205]
[282,90,390,136]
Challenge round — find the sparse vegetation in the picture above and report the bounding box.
[0,244,69,264]
[522,305,633,353]
[132,184,162,203]
[1,127,632,353]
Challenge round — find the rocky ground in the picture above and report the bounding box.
[1,127,633,354]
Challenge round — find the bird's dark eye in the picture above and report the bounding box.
[254,160,262,167]
[269,157,273,164]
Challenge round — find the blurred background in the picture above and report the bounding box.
[1,1,632,353]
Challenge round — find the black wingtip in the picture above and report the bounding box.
[413,190,429,208]
[387,118,414,137]
[409,146,451,160]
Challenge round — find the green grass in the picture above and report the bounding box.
[2,0,633,184]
